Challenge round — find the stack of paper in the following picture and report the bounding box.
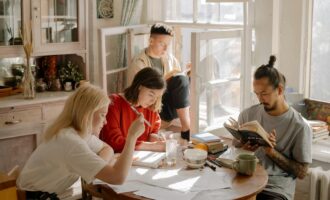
[132,151,166,168]
[307,120,329,141]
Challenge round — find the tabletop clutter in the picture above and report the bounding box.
[95,132,260,200]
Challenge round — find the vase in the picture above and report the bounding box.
[22,57,35,99]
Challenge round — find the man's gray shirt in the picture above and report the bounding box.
[238,104,312,200]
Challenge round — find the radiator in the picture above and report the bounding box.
[295,167,330,200]
[309,167,330,200]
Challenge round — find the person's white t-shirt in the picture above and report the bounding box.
[17,128,107,194]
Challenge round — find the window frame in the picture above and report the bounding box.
[303,0,330,101]
[147,0,254,133]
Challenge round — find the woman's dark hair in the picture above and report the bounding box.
[124,68,166,111]
[254,55,286,89]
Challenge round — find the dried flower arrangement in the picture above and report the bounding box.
[20,21,35,99]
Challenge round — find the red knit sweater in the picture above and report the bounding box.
[99,94,161,153]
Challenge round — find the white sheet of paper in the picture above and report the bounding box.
[93,179,142,194]
[133,182,198,200]
[94,179,198,200]
[126,164,233,192]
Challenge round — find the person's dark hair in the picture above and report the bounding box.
[150,23,173,36]
[124,68,166,111]
[254,55,286,89]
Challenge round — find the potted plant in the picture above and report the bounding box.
[58,61,83,90]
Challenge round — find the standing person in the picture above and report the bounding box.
[100,68,166,153]
[234,55,312,200]
[17,84,145,199]
[128,23,191,141]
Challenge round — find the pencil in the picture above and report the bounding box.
[129,105,152,127]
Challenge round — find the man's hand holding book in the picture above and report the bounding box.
[224,118,275,150]
[240,129,277,152]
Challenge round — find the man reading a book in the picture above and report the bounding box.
[234,55,312,200]
[128,23,191,141]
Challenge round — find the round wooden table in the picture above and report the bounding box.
[83,164,268,200]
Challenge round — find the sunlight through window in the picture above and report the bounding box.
[168,176,201,192]
[152,169,180,180]
[135,168,149,175]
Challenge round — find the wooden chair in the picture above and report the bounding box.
[81,179,103,200]
[0,165,25,200]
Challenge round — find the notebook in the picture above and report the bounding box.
[191,132,221,143]
[132,151,166,168]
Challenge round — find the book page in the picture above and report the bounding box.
[223,118,241,141]
[239,121,272,147]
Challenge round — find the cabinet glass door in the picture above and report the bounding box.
[32,0,85,54]
[41,0,78,44]
[0,0,22,46]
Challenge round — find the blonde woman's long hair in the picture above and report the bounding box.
[44,84,110,141]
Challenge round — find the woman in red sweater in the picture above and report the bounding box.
[100,68,166,152]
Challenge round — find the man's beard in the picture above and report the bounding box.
[262,102,277,112]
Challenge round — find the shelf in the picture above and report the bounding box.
[41,16,77,20]
[0,91,74,109]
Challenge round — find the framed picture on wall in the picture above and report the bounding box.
[97,0,113,19]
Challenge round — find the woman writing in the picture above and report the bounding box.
[100,68,166,153]
[17,84,145,199]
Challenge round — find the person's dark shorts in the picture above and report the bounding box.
[26,191,59,200]
[256,190,288,200]
[160,74,190,121]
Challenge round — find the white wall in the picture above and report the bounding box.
[254,0,305,93]
[254,0,277,67]
[278,0,304,93]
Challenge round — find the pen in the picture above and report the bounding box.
[129,105,152,127]
[121,94,152,127]
[204,162,216,171]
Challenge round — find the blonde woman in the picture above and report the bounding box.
[17,84,145,199]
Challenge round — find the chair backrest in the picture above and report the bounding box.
[0,165,25,200]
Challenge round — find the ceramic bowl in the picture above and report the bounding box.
[184,149,208,168]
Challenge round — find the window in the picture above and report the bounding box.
[164,0,193,22]
[158,0,252,133]
[310,0,330,101]
[164,0,243,24]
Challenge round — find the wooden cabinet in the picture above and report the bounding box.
[0,99,65,173]
[0,0,87,58]
[0,105,42,128]
[42,101,65,122]
[0,0,29,58]
[31,0,87,56]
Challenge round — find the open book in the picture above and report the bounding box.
[224,117,273,147]
[132,151,166,168]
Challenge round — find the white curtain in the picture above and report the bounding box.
[116,0,143,92]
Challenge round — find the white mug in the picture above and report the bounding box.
[64,82,72,91]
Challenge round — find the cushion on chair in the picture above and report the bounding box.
[304,99,330,129]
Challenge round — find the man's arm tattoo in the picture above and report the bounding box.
[266,149,309,179]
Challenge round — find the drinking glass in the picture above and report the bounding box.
[166,138,177,166]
